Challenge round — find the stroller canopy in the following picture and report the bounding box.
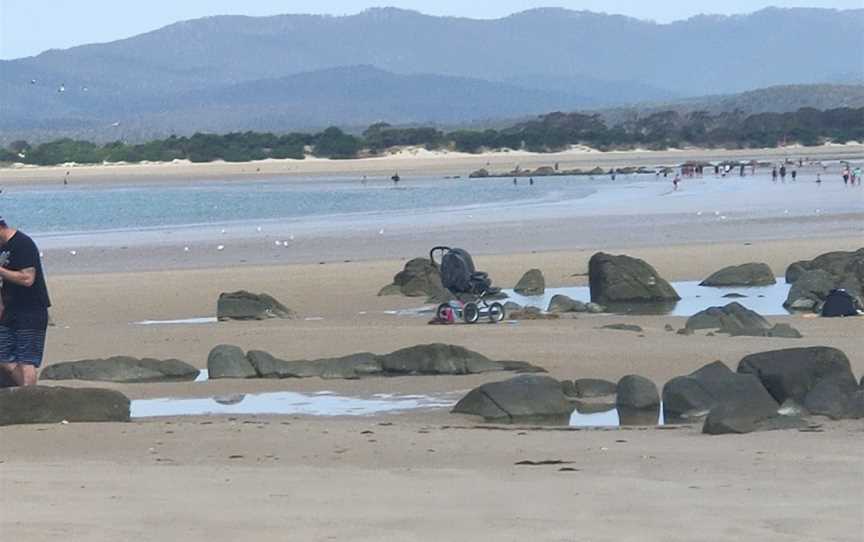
[430,247,498,296]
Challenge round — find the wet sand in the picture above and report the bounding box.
[2,153,863,541]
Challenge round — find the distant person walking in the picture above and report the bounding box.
[0,218,51,387]
[673,174,680,191]
[842,167,850,185]
[772,167,778,182]
[854,167,862,186]
[779,165,786,181]
[791,169,797,181]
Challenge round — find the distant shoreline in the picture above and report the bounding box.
[2,143,862,186]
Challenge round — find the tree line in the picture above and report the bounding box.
[2,107,862,166]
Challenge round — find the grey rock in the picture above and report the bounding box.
[766,323,803,338]
[685,302,770,334]
[41,357,199,383]
[561,380,577,397]
[784,270,836,311]
[664,324,675,332]
[785,248,864,287]
[514,269,545,296]
[701,263,776,287]
[802,375,861,419]
[452,375,574,422]
[380,343,502,375]
[588,252,680,304]
[379,258,451,302]
[662,361,779,421]
[737,346,856,403]
[207,344,258,379]
[722,293,747,298]
[0,386,130,426]
[217,291,295,321]
[601,323,643,332]
[677,328,694,336]
[585,302,606,314]
[616,375,660,409]
[573,378,618,398]
[702,403,806,435]
[789,298,817,310]
[246,350,322,378]
[509,307,559,320]
[503,301,523,313]
[547,294,586,313]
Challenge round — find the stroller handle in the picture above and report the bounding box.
[429,246,451,268]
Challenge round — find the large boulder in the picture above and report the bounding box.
[514,269,545,296]
[784,270,835,311]
[802,375,862,420]
[41,357,199,383]
[217,291,295,321]
[700,263,776,287]
[588,253,680,304]
[616,375,660,409]
[452,375,574,422]
[663,361,779,421]
[547,294,587,313]
[785,248,864,286]
[737,347,856,404]
[0,386,130,426]
[685,302,801,338]
[378,258,451,301]
[207,345,258,379]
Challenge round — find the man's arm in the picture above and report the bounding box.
[0,267,35,287]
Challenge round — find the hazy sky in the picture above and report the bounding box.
[1,0,860,59]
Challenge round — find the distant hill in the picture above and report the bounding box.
[598,84,864,125]
[1,7,862,142]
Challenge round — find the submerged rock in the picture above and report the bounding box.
[0,386,130,426]
[600,323,643,332]
[217,291,295,321]
[588,252,679,304]
[452,375,574,422]
[514,269,546,296]
[702,403,806,435]
[41,357,199,383]
[700,263,776,287]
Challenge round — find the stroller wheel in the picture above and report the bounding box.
[488,302,505,323]
[463,303,480,324]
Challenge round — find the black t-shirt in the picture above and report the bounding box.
[1,231,51,311]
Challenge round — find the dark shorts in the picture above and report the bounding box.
[0,308,49,367]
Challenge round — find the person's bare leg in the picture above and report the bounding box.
[14,364,37,386]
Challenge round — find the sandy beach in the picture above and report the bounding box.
[1,149,863,541]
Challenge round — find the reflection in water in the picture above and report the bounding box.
[131,390,460,418]
[504,279,791,316]
[569,404,664,427]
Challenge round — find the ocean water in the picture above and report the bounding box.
[4,175,602,236]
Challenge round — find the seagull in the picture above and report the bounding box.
[30,79,36,85]
[69,250,77,256]
[216,245,225,251]
[378,229,385,235]
[111,122,120,127]
[183,246,190,252]
[220,228,226,234]
[288,234,295,241]
[58,84,65,93]
[275,240,282,246]
[256,226,262,233]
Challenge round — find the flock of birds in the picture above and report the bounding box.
[29,78,119,126]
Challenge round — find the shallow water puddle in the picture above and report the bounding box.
[503,279,791,316]
[569,405,665,428]
[131,390,461,418]
[133,317,218,325]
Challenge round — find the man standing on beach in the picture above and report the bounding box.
[0,218,51,386]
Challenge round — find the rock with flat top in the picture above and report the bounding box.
[0,386,130,426]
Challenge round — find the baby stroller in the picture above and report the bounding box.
[430,246,506,324]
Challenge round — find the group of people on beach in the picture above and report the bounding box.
[842,165,861,186]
